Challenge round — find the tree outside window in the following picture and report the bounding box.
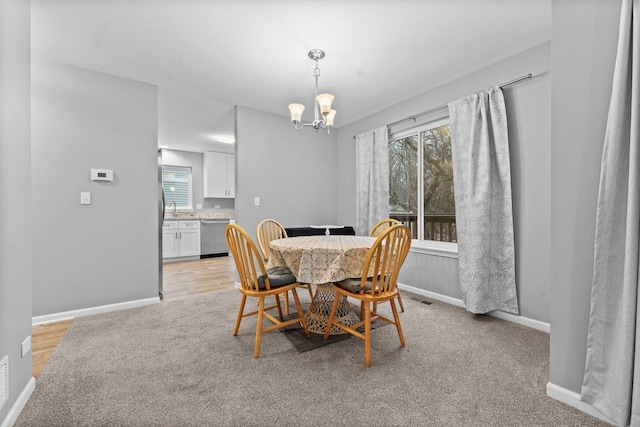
[388,121,456,242]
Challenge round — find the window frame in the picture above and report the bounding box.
[389,117,458,257]
[162,165,193,212]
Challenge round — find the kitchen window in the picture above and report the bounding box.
[162,166,193,210]
[389,118,456,243]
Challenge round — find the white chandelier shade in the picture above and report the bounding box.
[325,109,336,127]
[316,93,334,115]
[288,103,305,122]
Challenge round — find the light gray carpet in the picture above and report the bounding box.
[16,290,608,426]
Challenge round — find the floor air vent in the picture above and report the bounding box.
[410,297,433,305]
[0,356,7,411]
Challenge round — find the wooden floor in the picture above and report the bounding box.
[162,256,236,300]
[31,319,74,378]
[31,256,237,378]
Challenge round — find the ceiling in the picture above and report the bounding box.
[31,0,551,153]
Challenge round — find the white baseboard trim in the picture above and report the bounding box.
[397,282,551,333]
[162,255,200,263]
[488,309,550,333]
[1,376,34,427]
[32,297,160,326]
[546,382,615,425]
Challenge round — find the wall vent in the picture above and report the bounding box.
[0,356,7,411]
[410,297,433,305]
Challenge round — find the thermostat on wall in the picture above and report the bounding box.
[90,168,114,182]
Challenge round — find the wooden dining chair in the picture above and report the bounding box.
[369,218,405,312]
[325,224,412,367]
[369,218,401,237]
[226,223,309,358]
[256,218,314,314]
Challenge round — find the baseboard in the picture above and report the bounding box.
[546,382,615,425]
[32,297,160,326]
[397,282,551,333]
[0,376,34,427]
[163,255,200,263]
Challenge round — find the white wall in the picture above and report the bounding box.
[158,88,235,154]
[336,42,552,324]
[550,0,621,394]
[31,58,160,317]
[235,106,338,238]
[0,0,32,423]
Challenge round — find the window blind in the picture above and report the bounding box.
[162,166,192,209]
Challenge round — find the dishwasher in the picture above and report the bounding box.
[200,219,230,258]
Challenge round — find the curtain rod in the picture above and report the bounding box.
[352,72,533,139]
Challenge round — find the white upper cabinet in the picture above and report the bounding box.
[203,151,235,198]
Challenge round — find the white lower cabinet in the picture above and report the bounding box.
[163,220,201,259]
[177,221,201,256]
[162,224,180,258]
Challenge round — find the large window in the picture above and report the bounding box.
[162,166,193,210]
[389,119,456,242]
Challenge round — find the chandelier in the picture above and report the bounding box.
[288,49,336,134]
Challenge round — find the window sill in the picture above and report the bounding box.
[409,240,458,259]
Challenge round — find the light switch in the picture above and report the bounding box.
[254,197,260,206]
[81,192,91,205]
[196,203,202,209]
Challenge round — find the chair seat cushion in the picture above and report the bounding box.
[337,278,372,293]
[258,266,297,289]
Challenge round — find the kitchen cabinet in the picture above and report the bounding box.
[203,151,235,198]
[178,220,201,256]
[163,220,201,259]
[162,222,180,258]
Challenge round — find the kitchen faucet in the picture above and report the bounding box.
[168,201,177,215]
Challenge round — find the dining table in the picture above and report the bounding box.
[268,234,376,335]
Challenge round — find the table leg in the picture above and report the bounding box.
[304,283,360,335]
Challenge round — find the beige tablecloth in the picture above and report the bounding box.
[268,235,376,284]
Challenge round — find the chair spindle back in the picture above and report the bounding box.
[362,224,411,296]
[256,219,288,262]
[226,223,270,292]
[369,218,401,238]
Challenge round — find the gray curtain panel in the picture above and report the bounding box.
[581,1,640,426]
[448,86,519,315]
[355,127,389,236]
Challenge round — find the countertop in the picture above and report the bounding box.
[164,211,234,221]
